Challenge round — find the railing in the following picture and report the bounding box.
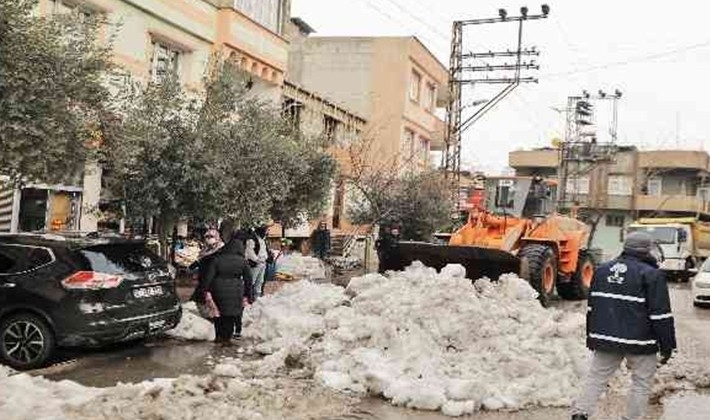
[341,225,365,258]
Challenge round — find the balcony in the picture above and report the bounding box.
[639,151,709,171]
[636,195,710,214]
[430,117,445,151]
[509,149,559,169]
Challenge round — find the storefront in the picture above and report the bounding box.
[0,182,82,233]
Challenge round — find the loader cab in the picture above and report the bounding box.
[488,176,556,219]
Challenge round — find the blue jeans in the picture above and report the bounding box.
[250,263,266,299]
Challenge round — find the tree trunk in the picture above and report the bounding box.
[158,213,177,261]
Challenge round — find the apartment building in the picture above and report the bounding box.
[509,147,710,259]
[280,81,367,234]
[287,23,448,171]
[1,0,292,233]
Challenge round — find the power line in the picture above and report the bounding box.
[541,39,710,79]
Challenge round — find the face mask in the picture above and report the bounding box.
[205,237,218,246]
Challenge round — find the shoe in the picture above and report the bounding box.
[571,414,588,420]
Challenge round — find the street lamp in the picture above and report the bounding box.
[541,4,550,16]
[498,8,508,20]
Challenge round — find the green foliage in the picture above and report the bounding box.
[349,169,453,241]
[0,0,114,183]
[107,56,336,232]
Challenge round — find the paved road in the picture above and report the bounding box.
[36,283,710,420]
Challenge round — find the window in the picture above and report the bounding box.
[409,70,421,102]
[402,128,415,157]
[605,214,625,227]
[424,83,437,111]
[627,226,677,245]
[0,245,53,275]
[233,0,284,34]
[282,98,302,130]
[51,0,95,20]
[419,137,430,162]
[565,176,590,195]
[607,175,633,196]
[323,115,339,143]
[151,41,182,83]
[647,177,662,197]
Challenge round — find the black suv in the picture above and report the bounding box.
[0,234,181,370]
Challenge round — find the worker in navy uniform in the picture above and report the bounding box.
[571,232,676,420]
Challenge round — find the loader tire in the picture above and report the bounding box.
[518,244,557,307]
[557,250,595,300]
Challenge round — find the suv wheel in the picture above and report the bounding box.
[0,313,55,370]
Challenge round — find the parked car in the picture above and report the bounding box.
[692,259,710,307]
[0,233,181,370]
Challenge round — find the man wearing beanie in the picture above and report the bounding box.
[571,232,676,420]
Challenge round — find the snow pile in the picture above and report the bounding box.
[0,370,353,420]
[165,302,215,341]
[0,365,15,378]
[652,352,710,398]
[275,252,327,280]
[0,373,102,420]
[661,393,710,420]
[241,262,588,415]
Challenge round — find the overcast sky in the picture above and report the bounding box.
[291,0,710,173]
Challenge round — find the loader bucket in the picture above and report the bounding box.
[379,241,521,281]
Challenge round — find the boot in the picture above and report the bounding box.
[571,414,588,420]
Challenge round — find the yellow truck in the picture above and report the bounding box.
[627,217,710,281]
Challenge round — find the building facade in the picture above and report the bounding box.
[287,28,447,171]
[1,0,292,234]
[509,147,710,259]
[278,81,367,236]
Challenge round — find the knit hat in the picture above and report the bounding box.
[624,231,654,255]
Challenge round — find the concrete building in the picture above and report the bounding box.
[276,81,367,238]
[287,23,448,171]
[509,147,710,259]
[1,0,292,233]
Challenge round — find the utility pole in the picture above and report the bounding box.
[443,5,551,210]
[558,89,622,211]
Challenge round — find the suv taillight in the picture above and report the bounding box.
[62,271,123,290]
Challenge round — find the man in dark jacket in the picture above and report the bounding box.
[312,222,331,261]
[376,224,400,273]
[571,232,676,420]
[201,238,254,344]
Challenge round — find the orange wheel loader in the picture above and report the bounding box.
[379,176,597,306]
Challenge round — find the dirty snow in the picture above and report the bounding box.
[240,262,589,415]
[0,369,353,420]
[661,393,710,419]
[275,252,327,280]
[165,302,215,341]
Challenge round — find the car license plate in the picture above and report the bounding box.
[133,286,163,299]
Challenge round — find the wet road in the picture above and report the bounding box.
[38,283,710,420]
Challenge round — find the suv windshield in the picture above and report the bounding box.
[627,226,677,244]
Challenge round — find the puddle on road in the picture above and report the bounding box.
[42,338,223,387]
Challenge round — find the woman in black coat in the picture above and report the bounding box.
[201,238,254,343]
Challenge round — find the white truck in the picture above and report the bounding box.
[627,217,710,281]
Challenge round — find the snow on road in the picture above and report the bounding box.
[661,393,710,419]
[4,262,710,419]
[0,362,352,420]
[166,302,216,341]
[240,262,589,416]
